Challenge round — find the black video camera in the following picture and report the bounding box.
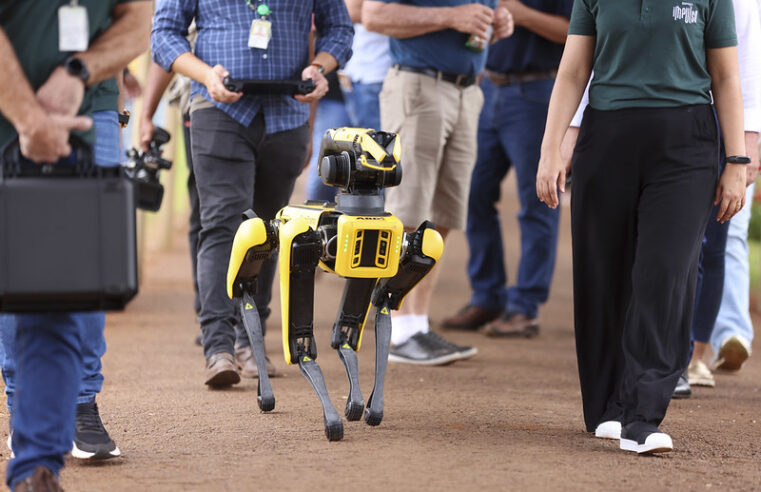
[123,127,172,212]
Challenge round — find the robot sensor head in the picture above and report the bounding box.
[318,128,403,193]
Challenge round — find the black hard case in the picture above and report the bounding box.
[0,143,138,312]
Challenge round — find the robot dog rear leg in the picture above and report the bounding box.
[281,223,343,441]
[364,300,392,426]
[330,278,377,421]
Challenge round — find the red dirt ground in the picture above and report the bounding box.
[2,175,760,491]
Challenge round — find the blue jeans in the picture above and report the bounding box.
[711,183,756,351]
[341,81,383,131]
[691,159,729,346]
[2,110,118,487]
[466,77,560,318]
[306,99,350,202]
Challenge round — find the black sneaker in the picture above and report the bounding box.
[425,331,478,360]
[72,401,121,460]
[389,332,461,366]
[620,421,673,454]
[672,371,691,399]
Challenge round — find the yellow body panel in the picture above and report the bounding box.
[226,218,268,299]
[334,214,403,278]
[278,217,312,365]
[422,228,444,261]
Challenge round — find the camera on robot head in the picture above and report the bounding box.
[316,128,402,216]
[123,127,172,212]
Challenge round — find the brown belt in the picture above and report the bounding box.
[486,69,558,86]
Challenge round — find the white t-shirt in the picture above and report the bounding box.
[340,24,392,85]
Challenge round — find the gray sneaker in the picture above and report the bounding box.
[424,331,478,360]
[389,332,461,366]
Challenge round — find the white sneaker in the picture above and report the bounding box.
[594,421,621,440]
[714,335,751,371]
[620,432,673,454]
[687,360,715,387]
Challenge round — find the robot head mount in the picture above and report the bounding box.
[318,128,402,215]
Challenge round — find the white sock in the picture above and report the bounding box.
[413,314,430,334]
[391,314,424,345]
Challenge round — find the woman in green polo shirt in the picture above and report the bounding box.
[536,0,747,454]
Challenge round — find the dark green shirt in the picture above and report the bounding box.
[569,0,738,110]
[0,1,135,148]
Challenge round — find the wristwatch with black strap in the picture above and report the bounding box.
[64,56,90,85]
[726,155,752,164]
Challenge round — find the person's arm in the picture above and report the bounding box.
[536,34,594,208]
[0,28,92,163]
[36,1,152,118]
[139,62,176,151]
[559,79,590,172]
[734,0,761,186]
[502,0,569,44]
[708,46,748,223]
[345,0,363,23]
[363,0,494,40]
[297,0,354,104]
[152,0,241,104]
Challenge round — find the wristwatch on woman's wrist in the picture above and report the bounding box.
[726,155,752,164]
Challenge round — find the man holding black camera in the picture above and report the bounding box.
[152,1,353,386]
[0,1,150,490]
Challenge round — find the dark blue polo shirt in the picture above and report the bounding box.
[486,0,573,74]
[379,0,497,76]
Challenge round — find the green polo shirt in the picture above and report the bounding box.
[569,0,737,110]
[0,1,134,149]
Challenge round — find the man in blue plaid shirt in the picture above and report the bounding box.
[152,0,353,386]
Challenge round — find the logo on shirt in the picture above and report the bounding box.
[673,2,699,24]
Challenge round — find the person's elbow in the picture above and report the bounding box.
[362,1,388,34]
[115,2,153,53]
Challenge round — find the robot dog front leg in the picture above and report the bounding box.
[227,210,279,412]
[367,221,444,426]
[330,278,378,421]
[279,218,344,441]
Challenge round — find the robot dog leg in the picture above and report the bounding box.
[366,221,443,426]
[227,210,278,411]
[280,217,344,441]
[330,278,378,421]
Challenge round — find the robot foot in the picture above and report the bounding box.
[337,345,364,421]
[299,356,344,441]
[240,294,275,412]
[365,303,392,427]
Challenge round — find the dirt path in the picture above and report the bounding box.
[3,176,760,491]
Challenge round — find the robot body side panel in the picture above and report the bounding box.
[276,204,333,231]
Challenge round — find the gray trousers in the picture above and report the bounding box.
[190,107,308,359]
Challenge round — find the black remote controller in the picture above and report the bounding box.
[223,77,316,96]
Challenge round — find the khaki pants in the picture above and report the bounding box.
[379,68,483,230]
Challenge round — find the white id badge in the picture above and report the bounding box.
[248,19,271,50]
[59,5,89,52]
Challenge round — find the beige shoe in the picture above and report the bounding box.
[714,335,751,372]
[687,360,715,387]
[234,345,281,378]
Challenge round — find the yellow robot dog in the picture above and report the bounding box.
[226,128,443,441]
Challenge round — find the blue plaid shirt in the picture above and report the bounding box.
[152,0,353,133]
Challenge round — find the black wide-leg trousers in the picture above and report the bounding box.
[570,104,718,432]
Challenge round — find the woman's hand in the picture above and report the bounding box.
[536,148,566,209]
[715,163,747,223]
